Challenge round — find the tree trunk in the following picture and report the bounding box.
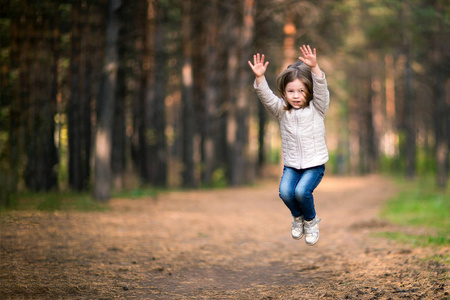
[229,0,255,186]
[255,0,267,173]
[202,0,220,186]
[112,4,127,190]
[383,53,398,159]
[1,4,20,207]
[432,13,449,190]
[94,0,121,202]
[283,10,296,68]
[369,54,382,172]
[181,0,196,188]
[23,4,58,191]
[154,1,167,187]
[146,0,167,187]
[81,1,93,190]
[403,40,415,179]
[132,0,148,182]
[68,0,92,191]
[402,0,416,179]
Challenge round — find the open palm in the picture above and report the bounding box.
[248,53,269,77]
[298,45,317,67]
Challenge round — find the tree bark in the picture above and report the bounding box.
[229,0,255,186]
[402,0,416,179]
[146,0,167,187]
[68,0,91,191]
[1,3,20,207]
[23,3,58,191]
[94,0,121,202]
[181,0,196,188]
[432,9,449,190]
[112,4,127,190]
[132,0,148,182]
[155,1,167,186]
[202,0,220,186]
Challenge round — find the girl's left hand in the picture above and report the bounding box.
[298,45,317,68]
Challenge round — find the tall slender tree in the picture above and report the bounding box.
[181,0,196,188]
[23,2,59,191]
[149,0,167,186]
[94,0,121,201]
[401,0,416,179]
[229,0,255,185]
[68,0,92,191]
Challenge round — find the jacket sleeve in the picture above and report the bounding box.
[253,78,284,119]
[311,71,330,117]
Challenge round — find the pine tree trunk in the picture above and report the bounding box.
[229,0,255,186]
[181,0,196,188]
[112,5,127,190]
[402,0,416,179]
[154,1,167,187]
[132,0,148,182]
[432,15,449,190]
[94,0,121,202]
[68,0,92,191]
[383,54,398,159]
[145,0,167,187]
[403,41,415,179]
[80,1,92,190]
[1,5,20,207]
[202,0,220,186]
[23,5,58,191]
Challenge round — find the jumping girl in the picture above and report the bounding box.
[248,45,330,246]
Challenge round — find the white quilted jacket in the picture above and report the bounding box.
[254,71,330,169]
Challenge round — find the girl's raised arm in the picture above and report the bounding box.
[248,53,269,86]
[298,45,323,79]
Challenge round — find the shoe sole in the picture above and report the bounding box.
[291,234,303,240]
[305,236,319,246]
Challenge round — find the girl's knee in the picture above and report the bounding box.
[295,190,312,202]
[279,190,291,202]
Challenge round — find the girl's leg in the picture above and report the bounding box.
[279,166,302,217]
[294,165,325,221]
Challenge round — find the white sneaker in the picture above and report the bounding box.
[291,216,304,240]
[304,216,321,246]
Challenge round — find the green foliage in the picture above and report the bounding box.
[10,191,109,212]
[379,155,404,176]
[379,175,450,246]
[112,187,159,199]
[1,185,162,213]
[379,146,438,177]
[327,151,348,174]
[375,231,450,247]
[211,168,227,188]
[423,254,450,265]
[267,147,281,165]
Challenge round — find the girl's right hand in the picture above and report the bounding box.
[248,53,269,78]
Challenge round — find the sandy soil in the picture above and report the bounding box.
[0,175,448,299]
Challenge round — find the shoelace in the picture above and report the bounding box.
[304,218,321,234]
[292,221,303,229]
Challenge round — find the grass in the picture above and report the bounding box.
[0,185,162,214]
[379,175,450,247]
[7,191,110,212]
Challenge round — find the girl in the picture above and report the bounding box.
[248,45,329,246]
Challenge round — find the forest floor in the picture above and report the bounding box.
[0,174,449,299]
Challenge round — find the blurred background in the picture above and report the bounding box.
[0,0,449,205]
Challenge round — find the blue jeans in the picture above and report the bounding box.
[279,165,325,221]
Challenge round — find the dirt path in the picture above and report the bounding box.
[1,175,448,299]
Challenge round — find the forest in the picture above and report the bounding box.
[0,0,449,205]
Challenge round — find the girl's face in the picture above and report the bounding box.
[285,79,308,109]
